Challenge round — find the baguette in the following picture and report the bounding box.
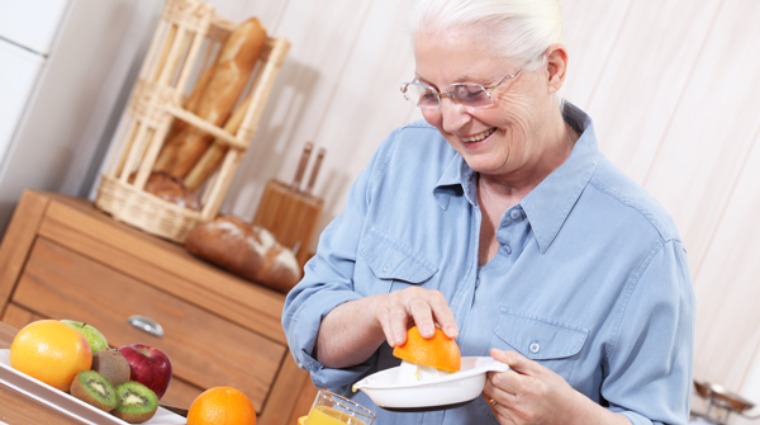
[154,61,218,171]
[183,93,251,190]
[155,17,267,178]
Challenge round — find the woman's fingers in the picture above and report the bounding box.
[380,287,458,346]
[409,289,457,338]
[490,348,535,374]
[383,292,411,346]
[487,348,541,397]
[485,348,582,424]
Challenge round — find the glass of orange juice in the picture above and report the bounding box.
[300,389,375,425]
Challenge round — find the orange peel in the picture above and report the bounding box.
[392,325,461,373]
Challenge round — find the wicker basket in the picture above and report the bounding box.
[95,0,289,242]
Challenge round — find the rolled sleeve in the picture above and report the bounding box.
[284,283,366,388]
[282,216,371,388]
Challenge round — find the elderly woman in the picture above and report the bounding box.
[282,0,694,424]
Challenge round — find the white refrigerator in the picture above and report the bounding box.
[0,0,161,234]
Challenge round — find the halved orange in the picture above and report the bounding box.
[392,325,461,372]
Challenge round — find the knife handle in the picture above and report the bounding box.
[306,147,326,194]
[292,142,313,190]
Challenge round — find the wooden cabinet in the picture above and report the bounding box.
[0,190,316,424]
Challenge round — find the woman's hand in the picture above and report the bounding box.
[483,349,630,425]
[376,286,458,347]
[315,287,457,368]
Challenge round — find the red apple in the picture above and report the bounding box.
[117,343,172,399]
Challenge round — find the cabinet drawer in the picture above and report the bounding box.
[12,237,286,411]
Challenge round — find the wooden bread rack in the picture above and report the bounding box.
[96,0,289,243]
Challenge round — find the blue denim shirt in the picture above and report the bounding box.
[282,103,694,425]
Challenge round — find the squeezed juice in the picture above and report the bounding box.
[304,405,367,425]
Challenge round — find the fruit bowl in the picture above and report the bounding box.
[352,356,508,409]
[0,349,184,424]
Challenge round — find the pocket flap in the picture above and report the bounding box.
[494,311,589,360]
[359,228,437,283]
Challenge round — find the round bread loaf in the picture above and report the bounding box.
[185,215,302,292]
[130,171,201,211]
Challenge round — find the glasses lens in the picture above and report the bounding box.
[401,82,494,109]
[403,83,439,109]
[449,84,491,107]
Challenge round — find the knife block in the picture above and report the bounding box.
[253,180,324,268]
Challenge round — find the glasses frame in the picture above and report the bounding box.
[400,58,534,110]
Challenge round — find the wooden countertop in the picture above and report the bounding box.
[0,322,91,425]
[0,191,316,425]
[0,322,13,348]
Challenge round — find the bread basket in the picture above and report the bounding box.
[95,0,289,242]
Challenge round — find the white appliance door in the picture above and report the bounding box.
[0,0,69,54]
[0,41,44,169]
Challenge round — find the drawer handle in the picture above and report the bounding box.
[127,315,164,338]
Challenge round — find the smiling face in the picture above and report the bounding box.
[413,26,568,185]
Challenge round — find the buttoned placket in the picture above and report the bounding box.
[496,206,526,257]
[448,182,490,333]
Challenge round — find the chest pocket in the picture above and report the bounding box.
[492,310,589,380]
[359,228,438,285]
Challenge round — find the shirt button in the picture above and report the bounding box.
[529,342,541,353]
[383,264,391,273]
[510,209,522,219]
[504,245,512,255]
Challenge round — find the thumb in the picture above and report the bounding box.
[490,347,533,374]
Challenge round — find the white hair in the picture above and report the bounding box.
[410,0,564,67]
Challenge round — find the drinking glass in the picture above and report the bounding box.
[299,389,375,425]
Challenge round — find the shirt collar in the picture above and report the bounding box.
[433,154,476,209]
[433,101,599,252]
[521,102,599,252]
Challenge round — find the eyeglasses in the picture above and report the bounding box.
[400,60,530,110]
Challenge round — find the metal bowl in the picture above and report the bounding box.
[694,380,755,413]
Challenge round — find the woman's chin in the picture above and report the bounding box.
[462,156,499,176]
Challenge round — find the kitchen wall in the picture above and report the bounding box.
[5,0,757,422]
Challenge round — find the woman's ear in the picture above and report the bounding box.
[544,44,568,94]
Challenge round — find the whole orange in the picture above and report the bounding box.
[10,319,93,392]
[392,325,461,372]
[187,386,257,425]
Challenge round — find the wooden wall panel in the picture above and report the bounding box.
[560,0,632,108]
[644,0,760,274]
[586,0,721,182]
[299,1,418,220]
[736,332,760,425]
[693,133,760,394]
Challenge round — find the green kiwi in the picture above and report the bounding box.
[113,381,159,424]
[92,349,131,387]
[69,370,118,412]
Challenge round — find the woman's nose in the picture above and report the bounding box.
[439,98,471,133]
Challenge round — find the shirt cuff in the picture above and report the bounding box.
[286,289,375,389]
